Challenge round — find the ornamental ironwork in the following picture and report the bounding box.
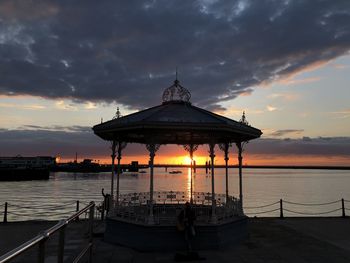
[183,144,199,155]
[219,143,231,160]
[162,79,191,103]
[113,107,122,119]
[239,111,249,125]
[146,143,161,154]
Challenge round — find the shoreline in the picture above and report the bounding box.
[154,164,350,170]
[50,164,350,173]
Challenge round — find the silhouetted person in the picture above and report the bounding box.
[178,202,196,251]
[102,188,111,214]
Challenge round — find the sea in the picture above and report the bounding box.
[1,168,350,221]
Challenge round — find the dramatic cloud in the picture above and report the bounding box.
[18,125,91,133]
[246,137,350,156]
[0,0,350,109]
[0,128,349,162]
[0,127,108,159]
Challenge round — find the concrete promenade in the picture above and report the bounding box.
[1,218,350,262]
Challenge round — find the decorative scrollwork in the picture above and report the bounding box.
[208,143,216,158]
[235,141,249,153]
[117,141,127,157]
[110,141,127,158]
[162,79,191,103]
[146,143,161,155]
[183,144,199,154]
[218,143,231,152]
[219,143,231,160]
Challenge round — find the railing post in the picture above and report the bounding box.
[76,201,80,221]
[101,206,104,221]
[341,198,346,218]
[38,235,47,263]
[280,199,284,219]
[3,202,8,223]
[57,223,66,263]
[88,203,95,263]
[89,203,94,239]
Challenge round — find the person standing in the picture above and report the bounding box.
[178,202,196,251]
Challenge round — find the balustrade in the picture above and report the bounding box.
[110,191,241,224]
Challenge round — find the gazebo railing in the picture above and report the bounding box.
[111,191,242,224]
[117,191,230,206]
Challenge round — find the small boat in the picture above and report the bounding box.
[169,170,182,174]
[138,170,147,173]
[122,172,138,176]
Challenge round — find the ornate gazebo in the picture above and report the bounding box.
[93,79,262,250]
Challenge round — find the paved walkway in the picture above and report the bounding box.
[92,218,350,263]
[0,220,92,263]
[1,218,350,262]
[277,217,350,252]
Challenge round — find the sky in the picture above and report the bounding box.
[0,0,350,165]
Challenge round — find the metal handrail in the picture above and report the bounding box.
[0,201,95,263]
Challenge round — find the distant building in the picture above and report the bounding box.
[0,156,56,168]
[129,161,139,172]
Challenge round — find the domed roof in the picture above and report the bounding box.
[162,79,191,103]
[93,80,262,144]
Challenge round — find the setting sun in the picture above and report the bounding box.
[182,156,192,165]
[178,155,208,165]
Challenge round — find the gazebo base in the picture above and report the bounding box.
[104,216,248,251]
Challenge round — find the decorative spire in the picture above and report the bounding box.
[239,111,249,125]
[175,67,178,83]
[113,107,122,119]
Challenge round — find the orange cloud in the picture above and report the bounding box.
[266,105,277,112]
[267,93,299,101]
[330,109,350,119]
[279,76,321,86]
[0,102,46,110]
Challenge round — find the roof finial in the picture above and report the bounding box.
[113,107,122,119]
[175,67,179,85]
[240,111,249,125]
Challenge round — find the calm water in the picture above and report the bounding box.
[1,168,350,220]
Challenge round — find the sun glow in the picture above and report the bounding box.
[183,156,192,165]
[178,155,208,165]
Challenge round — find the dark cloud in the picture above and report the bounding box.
[0,128,108,159]
[0,0,350,109]
[1,128,349,160]
[302,136,312,142]
[247,137,350,156]
[19,125,91,133]
[270,129,304,137]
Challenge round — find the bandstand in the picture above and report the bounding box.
[92,79,262,250]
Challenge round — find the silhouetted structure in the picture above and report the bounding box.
[0,156,54,181]
[93,78,262,250]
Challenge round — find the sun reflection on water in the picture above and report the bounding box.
[186,167,192,201]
